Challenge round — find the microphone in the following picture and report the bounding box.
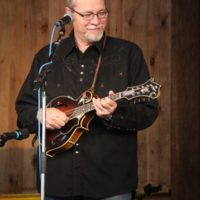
[0,128,30,147]
[55,13,73,27]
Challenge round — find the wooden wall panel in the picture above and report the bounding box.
[106,0,123,37]
[171,0,200,199]
[140,0,171,192]
[0,0,25,193]
[0,0,43,190]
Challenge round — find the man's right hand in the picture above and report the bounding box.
[37,108,69,130]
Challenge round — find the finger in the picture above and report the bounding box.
[40,108,69,130]
[94,99,110,117]
[93,97,104,111]
[101,97,114,108]
[93,98,106,116]
[93,96,117,117]
[46,119,65,130]
[101,98,117,113]
[108,90,115,96]
[50,108,68,122]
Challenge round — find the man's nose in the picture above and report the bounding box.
[90,15,101,24]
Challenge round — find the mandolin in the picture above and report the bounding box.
[46,78,161,157]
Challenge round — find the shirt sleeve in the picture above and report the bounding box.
[15,49,49,133]
[103,45,160,131]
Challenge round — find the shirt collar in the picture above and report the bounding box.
[57,30,106,57]
[92,33,106,53]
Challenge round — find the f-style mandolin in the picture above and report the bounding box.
[46,78,161,157]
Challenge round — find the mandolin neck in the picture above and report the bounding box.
[69,92,122,119]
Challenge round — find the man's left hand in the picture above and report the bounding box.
[92,91,117,119]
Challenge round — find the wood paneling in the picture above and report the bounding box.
[0,0,199,199]
[171,0,200,199]
[0,0,67,193]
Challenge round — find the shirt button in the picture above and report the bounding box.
[81,64,85,68]
[76,143,79,146]
[80,71,84,75]
[75,151,79,154]
[80,78,83,82]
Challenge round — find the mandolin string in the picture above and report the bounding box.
[61,88,149,118]
[62,92,123,118]
[61,87,154,119]
[63,102,93,117]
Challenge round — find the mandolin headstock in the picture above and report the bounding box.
[122,78,161,103]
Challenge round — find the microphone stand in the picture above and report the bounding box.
[34,26,66,200]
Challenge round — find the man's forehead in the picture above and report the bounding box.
[73,0,106,8]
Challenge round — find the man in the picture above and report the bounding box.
[16,0,159,199]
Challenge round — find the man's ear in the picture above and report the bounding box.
[64,7,72,15]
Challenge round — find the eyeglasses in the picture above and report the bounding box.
[69,7,109,21]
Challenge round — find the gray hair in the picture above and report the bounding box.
[66,0,106,8]
[66,0,76,8]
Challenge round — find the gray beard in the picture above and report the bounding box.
[85,31,104,43]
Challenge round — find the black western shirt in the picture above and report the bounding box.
[16,32,159,198]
